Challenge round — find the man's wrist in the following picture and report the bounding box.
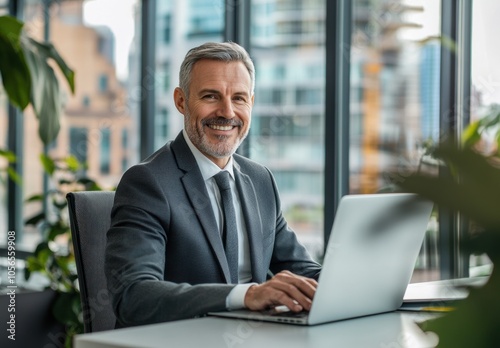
[226,283,257,310]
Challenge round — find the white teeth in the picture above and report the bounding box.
[209,125,233,131]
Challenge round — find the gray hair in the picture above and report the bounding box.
[179,41,255,98]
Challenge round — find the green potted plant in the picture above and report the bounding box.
[0,149,21,185]
[0,14,74,144]
[1,13,85,348]
[24,154,104,347]
[397,142,500,347]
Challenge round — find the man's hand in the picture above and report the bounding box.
[244,271,318,312]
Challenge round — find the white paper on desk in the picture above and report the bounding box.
[403,277,488,303]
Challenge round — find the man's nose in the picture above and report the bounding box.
[217,98,236,118]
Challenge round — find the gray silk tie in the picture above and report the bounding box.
[213,171,239,284]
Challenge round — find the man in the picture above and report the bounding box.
[105,42,321,328]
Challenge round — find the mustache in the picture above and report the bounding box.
[202,117,242,127]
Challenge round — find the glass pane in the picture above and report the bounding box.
[0,81,7,244]
[154,0,224,149]
[250,0,326,261]
[350,0,441,281]
[17,0,139,251]
[468,0,498,277]
[0,6,8,248]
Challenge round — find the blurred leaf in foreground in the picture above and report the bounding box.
[397,142,500,347]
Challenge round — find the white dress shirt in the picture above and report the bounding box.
[182,130,255,309]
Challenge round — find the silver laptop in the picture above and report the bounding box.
[208,193,434,325]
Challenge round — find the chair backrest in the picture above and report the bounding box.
[67,191,116,333]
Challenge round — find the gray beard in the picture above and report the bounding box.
[184,113,248,159]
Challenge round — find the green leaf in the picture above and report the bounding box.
[6,166,22,185]
[40,153,56,175]
[23,41,61,143]
[25,257,44,275]
[25,193,44,202]
[25,211,46,226]
[0,16,23,37]
[37,67,61,144]
[0,148,17,162]
[52,292,81,326]
[47,223,70,241]
[1,16,75,145]
[398,143,500,346]
[0,16,31,109]
[462,121,481,148]
[24,267,31,281]
[53,199,68,210]
[440,34,457,53]
[495,130,500,157]
[481,110,500,129]
[64,155,81,171]
[77,177,103,191]
[27,37,75,93]
[400,144,500,230]
[59,179,74,185]
[33,241,50,256]
[418,264,500,347]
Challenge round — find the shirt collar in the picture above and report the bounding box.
[182,129,235,181]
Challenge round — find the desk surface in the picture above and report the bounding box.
[74,312,438,348]
[76,278,488,348]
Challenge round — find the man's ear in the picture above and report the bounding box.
[174,87,186,114]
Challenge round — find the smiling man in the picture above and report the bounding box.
[175,58,252,168]
[105,42,321,328]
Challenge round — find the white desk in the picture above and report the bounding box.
[76,277,490,348]
[74,311,439,348]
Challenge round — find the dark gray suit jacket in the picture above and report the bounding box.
[105,132,321,327]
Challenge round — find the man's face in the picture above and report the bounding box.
[174,60,254,168]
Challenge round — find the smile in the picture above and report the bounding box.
[207,124,236,131]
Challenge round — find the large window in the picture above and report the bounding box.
[468,0,498,277]
[99,127,111,174]
[350,0,442,281]
[0,74,7,246]
[153,0,224,149]
[4,0,139,251]
[350,0,441,194]
[1,0,487,284]
[250,0,326,260]
[0,0,7,241]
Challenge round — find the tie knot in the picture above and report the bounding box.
[214,171,231,191]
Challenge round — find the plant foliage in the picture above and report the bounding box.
[463,103,500,156]
[24,154,104,348]
[0,148,22,185]
[0,15,75,144]
[397,142,500,347]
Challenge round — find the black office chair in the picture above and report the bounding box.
[67,191,116,333]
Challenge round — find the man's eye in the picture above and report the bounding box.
[203,95,217,99]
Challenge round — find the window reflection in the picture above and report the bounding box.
[154,0,224,149]
[351,0,441,281]
[0,79,7,242]
[17,0,138,250]
[1,5,15,247]
[350,0,441,194]
[250,0,326,260]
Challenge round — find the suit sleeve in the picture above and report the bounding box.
[105,164,234,328]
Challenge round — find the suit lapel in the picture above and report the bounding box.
[234,164,266,283]
[171,133,232,283]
